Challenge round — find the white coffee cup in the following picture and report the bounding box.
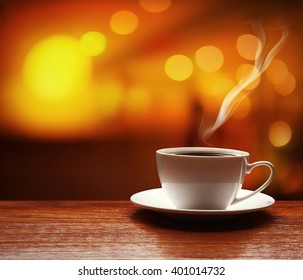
[156,147,275,210]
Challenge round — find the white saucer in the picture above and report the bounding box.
[130,188,275,220]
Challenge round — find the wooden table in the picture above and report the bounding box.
[0,200,302,259]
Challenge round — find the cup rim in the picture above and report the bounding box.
[156,147,249,157]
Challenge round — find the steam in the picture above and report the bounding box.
[200,20,289,143]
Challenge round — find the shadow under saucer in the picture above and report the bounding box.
[131,208,275,232]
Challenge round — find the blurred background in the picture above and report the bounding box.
[0,0,303,200]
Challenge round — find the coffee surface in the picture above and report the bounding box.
[173,152,235,157]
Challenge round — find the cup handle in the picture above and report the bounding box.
[232,161,275,205]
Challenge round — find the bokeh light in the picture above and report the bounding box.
[165,54,193,81]
[236,64,261,90]
[125,85,152,115]
[236,34,262,60]
[211,78,236,102]
[3,79,96,138]
[110,10,139,35]
[265,58,289,85]
[93,80,124,118]
[195,46,224,72]
[269,120,292,147]
[231,96,251,119]
[274,72,296,96]
[80,31,107,56]
[139,0,171,13]
[23,35,92,102]
[194,72,226,96]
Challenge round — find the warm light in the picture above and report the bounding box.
[80,31,107,56]
[274,72,296,96]
[195,46,224,72]
[93,81,124,118]
[231,97,251,119]
[265,58,289,85]
[236,64,261,90]
[2,80,97,139]
[165,54,193,81]
[269,120,292,147]
[236,34,262,60]
[110,10,139,35]
[211,78,236,102]
[23,35,92,102]
[139,0,171,13]
[194,72,226,96]
[125,85,151,115]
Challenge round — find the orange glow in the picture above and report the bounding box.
[2,80,97,139]
[91,80,124,119]
[211,78,236,102]
[265,58,289,85]
[110,10,139,35]
[231,97,251,119]
[195,46,224,72]
[236,34,262,60]
[80,31,107,57]
[125,85,152,116]
[165,54,193,81]
[194,72,227,97]
[274,72,296,96]
[236,64,261,90]
[269,120,292,147]
[3,34,98,138]
[23,35,92,102]
[139,0,171,13]
[0,1,301,152]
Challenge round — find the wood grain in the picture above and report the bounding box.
[0,201,302,259]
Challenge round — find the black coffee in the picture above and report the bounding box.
[174,152,235,157]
